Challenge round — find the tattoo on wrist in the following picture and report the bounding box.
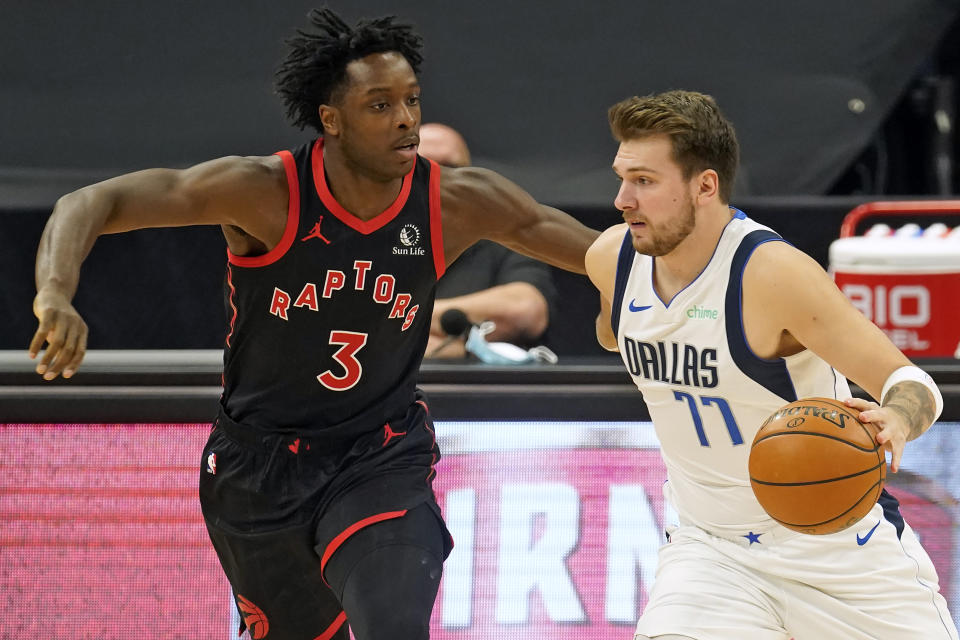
[883,381,935,440]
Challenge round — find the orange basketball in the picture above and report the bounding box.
[748,397,886,535]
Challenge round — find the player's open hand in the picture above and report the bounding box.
[844,396,908,473]
[29,289,88,380]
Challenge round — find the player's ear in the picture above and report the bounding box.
[319,104,340,137]
[695,169,719,204]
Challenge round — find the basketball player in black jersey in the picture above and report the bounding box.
[28,9,598,640]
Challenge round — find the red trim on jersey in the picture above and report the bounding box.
[312,138,414,235]
[319,510,408,586]
[427,159,446,279]
[225,262,238,346]
[312,611,347,640]
[424,420,438,484]
[227,150,301,267]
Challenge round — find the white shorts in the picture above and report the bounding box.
[635,502,958,640]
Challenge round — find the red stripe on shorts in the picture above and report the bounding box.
[319,510,408,586]
[312,610,348,640]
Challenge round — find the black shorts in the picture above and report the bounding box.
[198,394,453,639]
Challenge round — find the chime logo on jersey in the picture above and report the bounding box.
[268,258,420,331]
[394,224,425,256]
[686,304,719,320]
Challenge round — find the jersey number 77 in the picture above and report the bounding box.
[673,390,744,447]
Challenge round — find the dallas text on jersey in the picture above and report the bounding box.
[622,336,719,388]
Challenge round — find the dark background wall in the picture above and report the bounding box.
[2,1,959,354]
[2,1,958,206]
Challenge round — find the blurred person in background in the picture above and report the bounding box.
[418,122,557,358]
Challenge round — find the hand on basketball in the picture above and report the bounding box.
[29,289,88,380]
[844,397,906,473]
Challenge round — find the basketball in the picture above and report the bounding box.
[748,397,886,535]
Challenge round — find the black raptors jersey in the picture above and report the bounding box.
[220,139,445,434]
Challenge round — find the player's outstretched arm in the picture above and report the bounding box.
[438,166,599,274]
[743,241,941,470]
[585,225,625,351]
[30,155,287,380]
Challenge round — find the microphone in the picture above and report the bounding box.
[425,308,472,359]
[439,308,471,338]
[437,308,558,365]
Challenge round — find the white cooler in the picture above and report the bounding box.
[830,234,960,358]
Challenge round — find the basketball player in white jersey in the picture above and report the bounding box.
[586,90,957,640]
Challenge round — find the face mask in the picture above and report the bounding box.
[464,321,558,365]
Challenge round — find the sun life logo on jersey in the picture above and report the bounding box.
[394,224,426,256]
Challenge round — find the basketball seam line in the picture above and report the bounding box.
[750,460,884,486]
[753,430,880,453]
[769,481,884,528]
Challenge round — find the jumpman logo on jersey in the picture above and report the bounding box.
[301,216,331,244]
[383,423,407,447]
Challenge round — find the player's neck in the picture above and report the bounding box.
[321,143,405,221]
[654,203,735,298]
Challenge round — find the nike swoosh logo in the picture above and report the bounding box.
[628,300,652,312]
[856,519,881,546]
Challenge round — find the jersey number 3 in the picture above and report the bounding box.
[673,391,744,447]
[317,331,368,391]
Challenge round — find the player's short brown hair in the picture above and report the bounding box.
[608,90,739,203]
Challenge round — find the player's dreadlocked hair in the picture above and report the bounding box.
[275,8,424,133]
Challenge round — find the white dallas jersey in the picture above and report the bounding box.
[612,211,850,536]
